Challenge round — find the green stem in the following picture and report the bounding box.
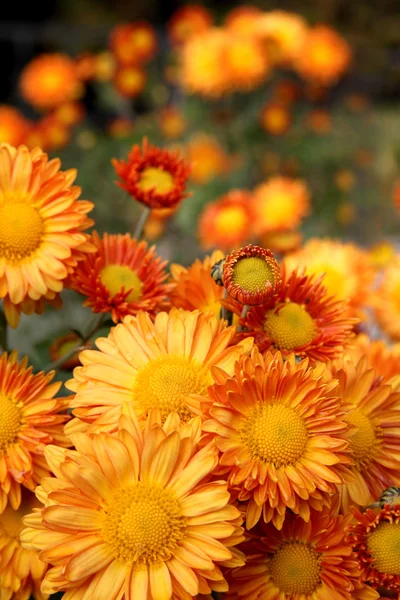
[0,305,7,353]
[133,205,151,240]
[238,304,250,332]
[45,312,107,373]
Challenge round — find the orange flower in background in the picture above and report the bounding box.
[106,117,134,138]
[260,229,303,254]
[349,504,400,597]
[251,176,310,235]
[225,5,263,36]
[20,54,82,111]
[170,250,225,318]
[158,106,187,139]
[110,22,157,65]
[260,102,291,135]
[223,245,282,305]
[0,351,69,513]
[307,108,333,133]
[239,266,356,361]
[229,510,379,600]
[295,25,352,85]
[93,51,116,82]
[49,332,84,371]
[225,34,270,91]
[0,489,48,599]
[74,52,97,81]
[273,79,302,104]
[113,65,147,97]
[52,101,85,127]
[349,334,400,383]
[0,106,30,146]
[66,308,253,433]
[21,411,244,600]
[198,190,254,251]
[368,240,395,269]
[373,257,400,341]
[68,232,172,323]
[113,138,190,209]
[186,133,230,184]
[168,4,213,45]
[31,115,71,151]
[256,10,308,65]
[203,350,352,530]
[330,356,400,513]
[0,144,94,327]
[285,238,375,318]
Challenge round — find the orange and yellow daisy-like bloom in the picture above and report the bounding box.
[67,232,172,323]
[229,509,379,600]
[372,257,400,341]
[170,250,225,318]
[349,334,400,383]
[260,102,291,135]
[255,10,308,65]
[0,351,69,513]
[19,54,82,111]
[225,5,262,36]
[21,410,244,600]
[239,266,356,362]
[185,133,230,184]
[349,504,400,597]
[158,107,187,139]
[251,176,310,235]
[222,245,282,305]
[0,490,48,599]
[0,144,94,327]
[198,190,254,251]
[224,34,270,92]
[0,106,30,147]
[295,25,352,86]
[110,22,157,65]
[329,356,400,513]
[113,138,190,209]
[285,238,375,318]
[66,308,253,433]
[113,65,147,98]
[167,4,213,46]
[203,350,352,530]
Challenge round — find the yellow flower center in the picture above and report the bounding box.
[241,403,308,467]
[347,408,377,469]
[264,302,317,350]
[100,265,143,303]
[137,167,175,195]
[0,199,44,261]
[132,356,212,422]
[231,256,275,294]
[367,522,400,575]
[261,192,295,225]
[0,394,23,455]
[215,206,247,235]
[270,542,321,594]
[102,483,186,565]
[58,339,79,358]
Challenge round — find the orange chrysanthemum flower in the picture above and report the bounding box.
[0,489,48,599]
[349,334,400,383]
[260,229,302,255]
[222,245,281,305]
[65,308,253,434]
[228,509,379,600]
[285,238,375,318]
[0,144,94,327]
[224,34,270,91]
[20,54,82,111]
[295,26,352,86]
[158,107,187,139]
[110,22,157,65]
[203,350,352,530]
[372,258,400,341]
[113,138,190,209]
[169,250,225,318]
[0,351,69,513]
[260,102,291,135]
[225,6,263,36]
[185,133,230,184]
[237,266,356,362]
[167,4,213,46]
[255,10,308,65]
[68,232,172,323]
[21,410,244,600]
[349,504,400,597]
[0,106,30,146]
[198,190,254,251]
[329,356,400,513]
[251,176,310,235]
[113,65,147,97]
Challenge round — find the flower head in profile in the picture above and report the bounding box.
[372,257,400,341]
[329,355,400,513]
[228,509,379,600]
[222,245,282,305]
[0,489,48,599]
[251,176,310,235]
[237,266,356,362]
[113,138,190,209]
[349,504,400,597]
[67,232,172,323]
[203,350,352,530]
[0,144,94,327]
[20,54,82,111]
[0,351,69,513]
[66,308,253,434]
[169,250,225,319]
[167,4,213,46]
[198,190,255,251]
[21,410,244,600]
